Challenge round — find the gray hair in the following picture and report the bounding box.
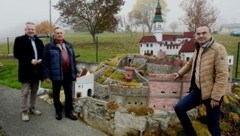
[25,22,35,26]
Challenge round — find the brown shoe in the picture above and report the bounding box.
[29,107,42,116]
[22,111,29,122]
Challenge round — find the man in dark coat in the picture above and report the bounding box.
[42,27,80,121]
[13,22,44,122]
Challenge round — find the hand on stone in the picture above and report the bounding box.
[172,73,180,79]
[44,78,51,83]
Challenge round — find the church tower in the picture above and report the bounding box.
[153,0,164,42]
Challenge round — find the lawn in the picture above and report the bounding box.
[0,32,240,89]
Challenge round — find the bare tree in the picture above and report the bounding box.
[129,0,168,33]
[169,21,178,32]
[180,0,219,32]
[54,0,124,42]
[126,12,138,37]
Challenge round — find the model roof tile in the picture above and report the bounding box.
[179,39,195,52]
[139,36,157,43]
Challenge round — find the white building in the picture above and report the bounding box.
[139,1,195,58]
[73,69,94,98]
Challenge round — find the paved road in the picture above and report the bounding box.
[0,86,108,136]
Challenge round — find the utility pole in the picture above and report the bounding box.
[49,0,53,42]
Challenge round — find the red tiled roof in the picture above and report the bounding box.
[139,32,194,43]
[80,69,88,77]
[139,36,157,43]
[162,35,178,41]
[179,39,195,52]
[183,32,195,38]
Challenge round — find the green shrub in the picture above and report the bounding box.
[221,121,233,132]
[225,103,240,115]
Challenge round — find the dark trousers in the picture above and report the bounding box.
[174,89,222,136]
[52,79,73,115]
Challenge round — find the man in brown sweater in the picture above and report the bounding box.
[173,25,228,136]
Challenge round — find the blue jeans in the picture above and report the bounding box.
[174,89,222,136]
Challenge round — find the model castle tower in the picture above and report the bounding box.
[153,0,164,41]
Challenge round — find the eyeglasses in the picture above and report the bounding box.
[196,32,208,36]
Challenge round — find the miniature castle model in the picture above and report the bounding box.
[73,1,234,111]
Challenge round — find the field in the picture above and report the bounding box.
[0,32,240,89]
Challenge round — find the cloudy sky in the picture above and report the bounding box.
[0,0,239,37]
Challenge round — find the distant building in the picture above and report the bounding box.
[219,23,240,34]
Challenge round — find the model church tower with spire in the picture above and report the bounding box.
[153,0,164,41]
[139,0,196,61]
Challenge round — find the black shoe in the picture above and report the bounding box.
[65,113,77,121]
[55,113,62,120]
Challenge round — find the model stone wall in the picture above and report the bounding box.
[94,82,109,100]
[147,63,181,74]
[73,97,198,135]
[109,85,150,107]
[148,74,191,110]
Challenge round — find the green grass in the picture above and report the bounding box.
[0,32,240,89]
[64,32,141,62]
[0,60,20,89]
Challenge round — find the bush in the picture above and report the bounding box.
[127,106,154,116]
[106,102,119,111]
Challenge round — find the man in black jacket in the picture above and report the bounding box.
[13,22,44,122]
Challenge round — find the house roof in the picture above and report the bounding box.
[179,39,196,52]
[139,36,157,43]
[139,32,195,44]
[183,32,195,38]
[162,35,178,41]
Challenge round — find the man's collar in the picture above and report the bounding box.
[199,37,213,48]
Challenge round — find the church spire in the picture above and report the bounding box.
[153,0,163,42]
[153,0,163,23]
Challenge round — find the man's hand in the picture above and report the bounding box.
[31,59,38,65]
[37,59,42,64]
[76,73,81,78]
[44,78,51,83]
[210,99,219,108]
[173,73,180,79]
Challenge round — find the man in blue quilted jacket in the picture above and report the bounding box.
[42,27,80,121]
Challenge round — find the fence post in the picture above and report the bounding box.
[235,42,240,78]
[95,36,98,62]
[7,37,9,55]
